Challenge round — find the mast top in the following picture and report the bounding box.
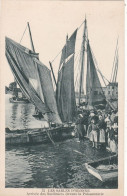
[85,15,87,23]
[27,22,35,53]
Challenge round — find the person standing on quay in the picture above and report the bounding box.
[98,115,106,150]
[90,116,99,148]
[75,114,85,141]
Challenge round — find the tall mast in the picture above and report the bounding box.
[78,18,87,105]
[49,61,57,86]
[27,22,35,52]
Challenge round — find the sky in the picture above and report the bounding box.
[0,0,124,87]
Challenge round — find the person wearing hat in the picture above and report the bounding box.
[105,113,111,128]
[88,110,95,125]
[106,121,117,153]
[87,111,95,139]
[98,115,106,150]
[112,123,118,149]
[110,110,116,123]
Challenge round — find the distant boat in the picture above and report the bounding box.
[85,155,118,182]
[9,86,30,103]
[9,97,30,103]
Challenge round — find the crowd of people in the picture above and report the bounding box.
[75,109,118,153]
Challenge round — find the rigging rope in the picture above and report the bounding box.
[114,55,118,82]
[90,44,117,110]
[20,24,28,44]
[90,47,109,85]
[51,20,85,64]
[77,20,85,31]
[110,38,119,82]
[112,48,118,83]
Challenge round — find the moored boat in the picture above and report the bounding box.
[6,125,76,146]
[85,155,118,182]
[5,22,78,146]
[5,19,118,147]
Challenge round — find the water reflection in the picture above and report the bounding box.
[6,139,117,188]
[5,95,117,188]
[5,94,48,130]
[10,103,18,129]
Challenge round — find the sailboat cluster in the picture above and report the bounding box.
[5,18,118,183]
[5,19,118,149]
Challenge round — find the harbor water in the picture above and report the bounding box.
[5,94,117,188]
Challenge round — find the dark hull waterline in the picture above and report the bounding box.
[6,126,76,146]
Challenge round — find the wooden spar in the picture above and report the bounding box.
[78,19,87,105]
[49,61,57,86]
[27,22,35,53]
[27,22,38,114]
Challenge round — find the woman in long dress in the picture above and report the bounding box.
[98,115,106,150]
[106,121,117,153]
[90,116,99,148]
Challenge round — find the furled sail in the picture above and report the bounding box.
[56,29,77,122]
[5,37,62,124]
[86,41,105,107]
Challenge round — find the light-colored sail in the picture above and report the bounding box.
[5,37,62,124]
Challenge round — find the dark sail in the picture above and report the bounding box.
[59,29,77,66]
[56,29,77,122]
[86,42,105,107]
[37,62,61,123]
[56,55,76,122]
[5,37,62,124]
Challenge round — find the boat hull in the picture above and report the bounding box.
[6,126,76,146]
[85,155,118,182]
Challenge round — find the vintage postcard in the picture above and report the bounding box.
[0,0,124,196]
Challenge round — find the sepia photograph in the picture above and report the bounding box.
[0,0,124,194]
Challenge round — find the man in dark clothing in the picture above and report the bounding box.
[82,112,89,136]
[76,114,85,140]
[106,121,114,147]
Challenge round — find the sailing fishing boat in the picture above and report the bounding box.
[5,22,77,146]
[75,18,106,111]
[56,29,77,122]
[5,19,116,146]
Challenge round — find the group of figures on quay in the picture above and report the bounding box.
[75,108,118,154]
